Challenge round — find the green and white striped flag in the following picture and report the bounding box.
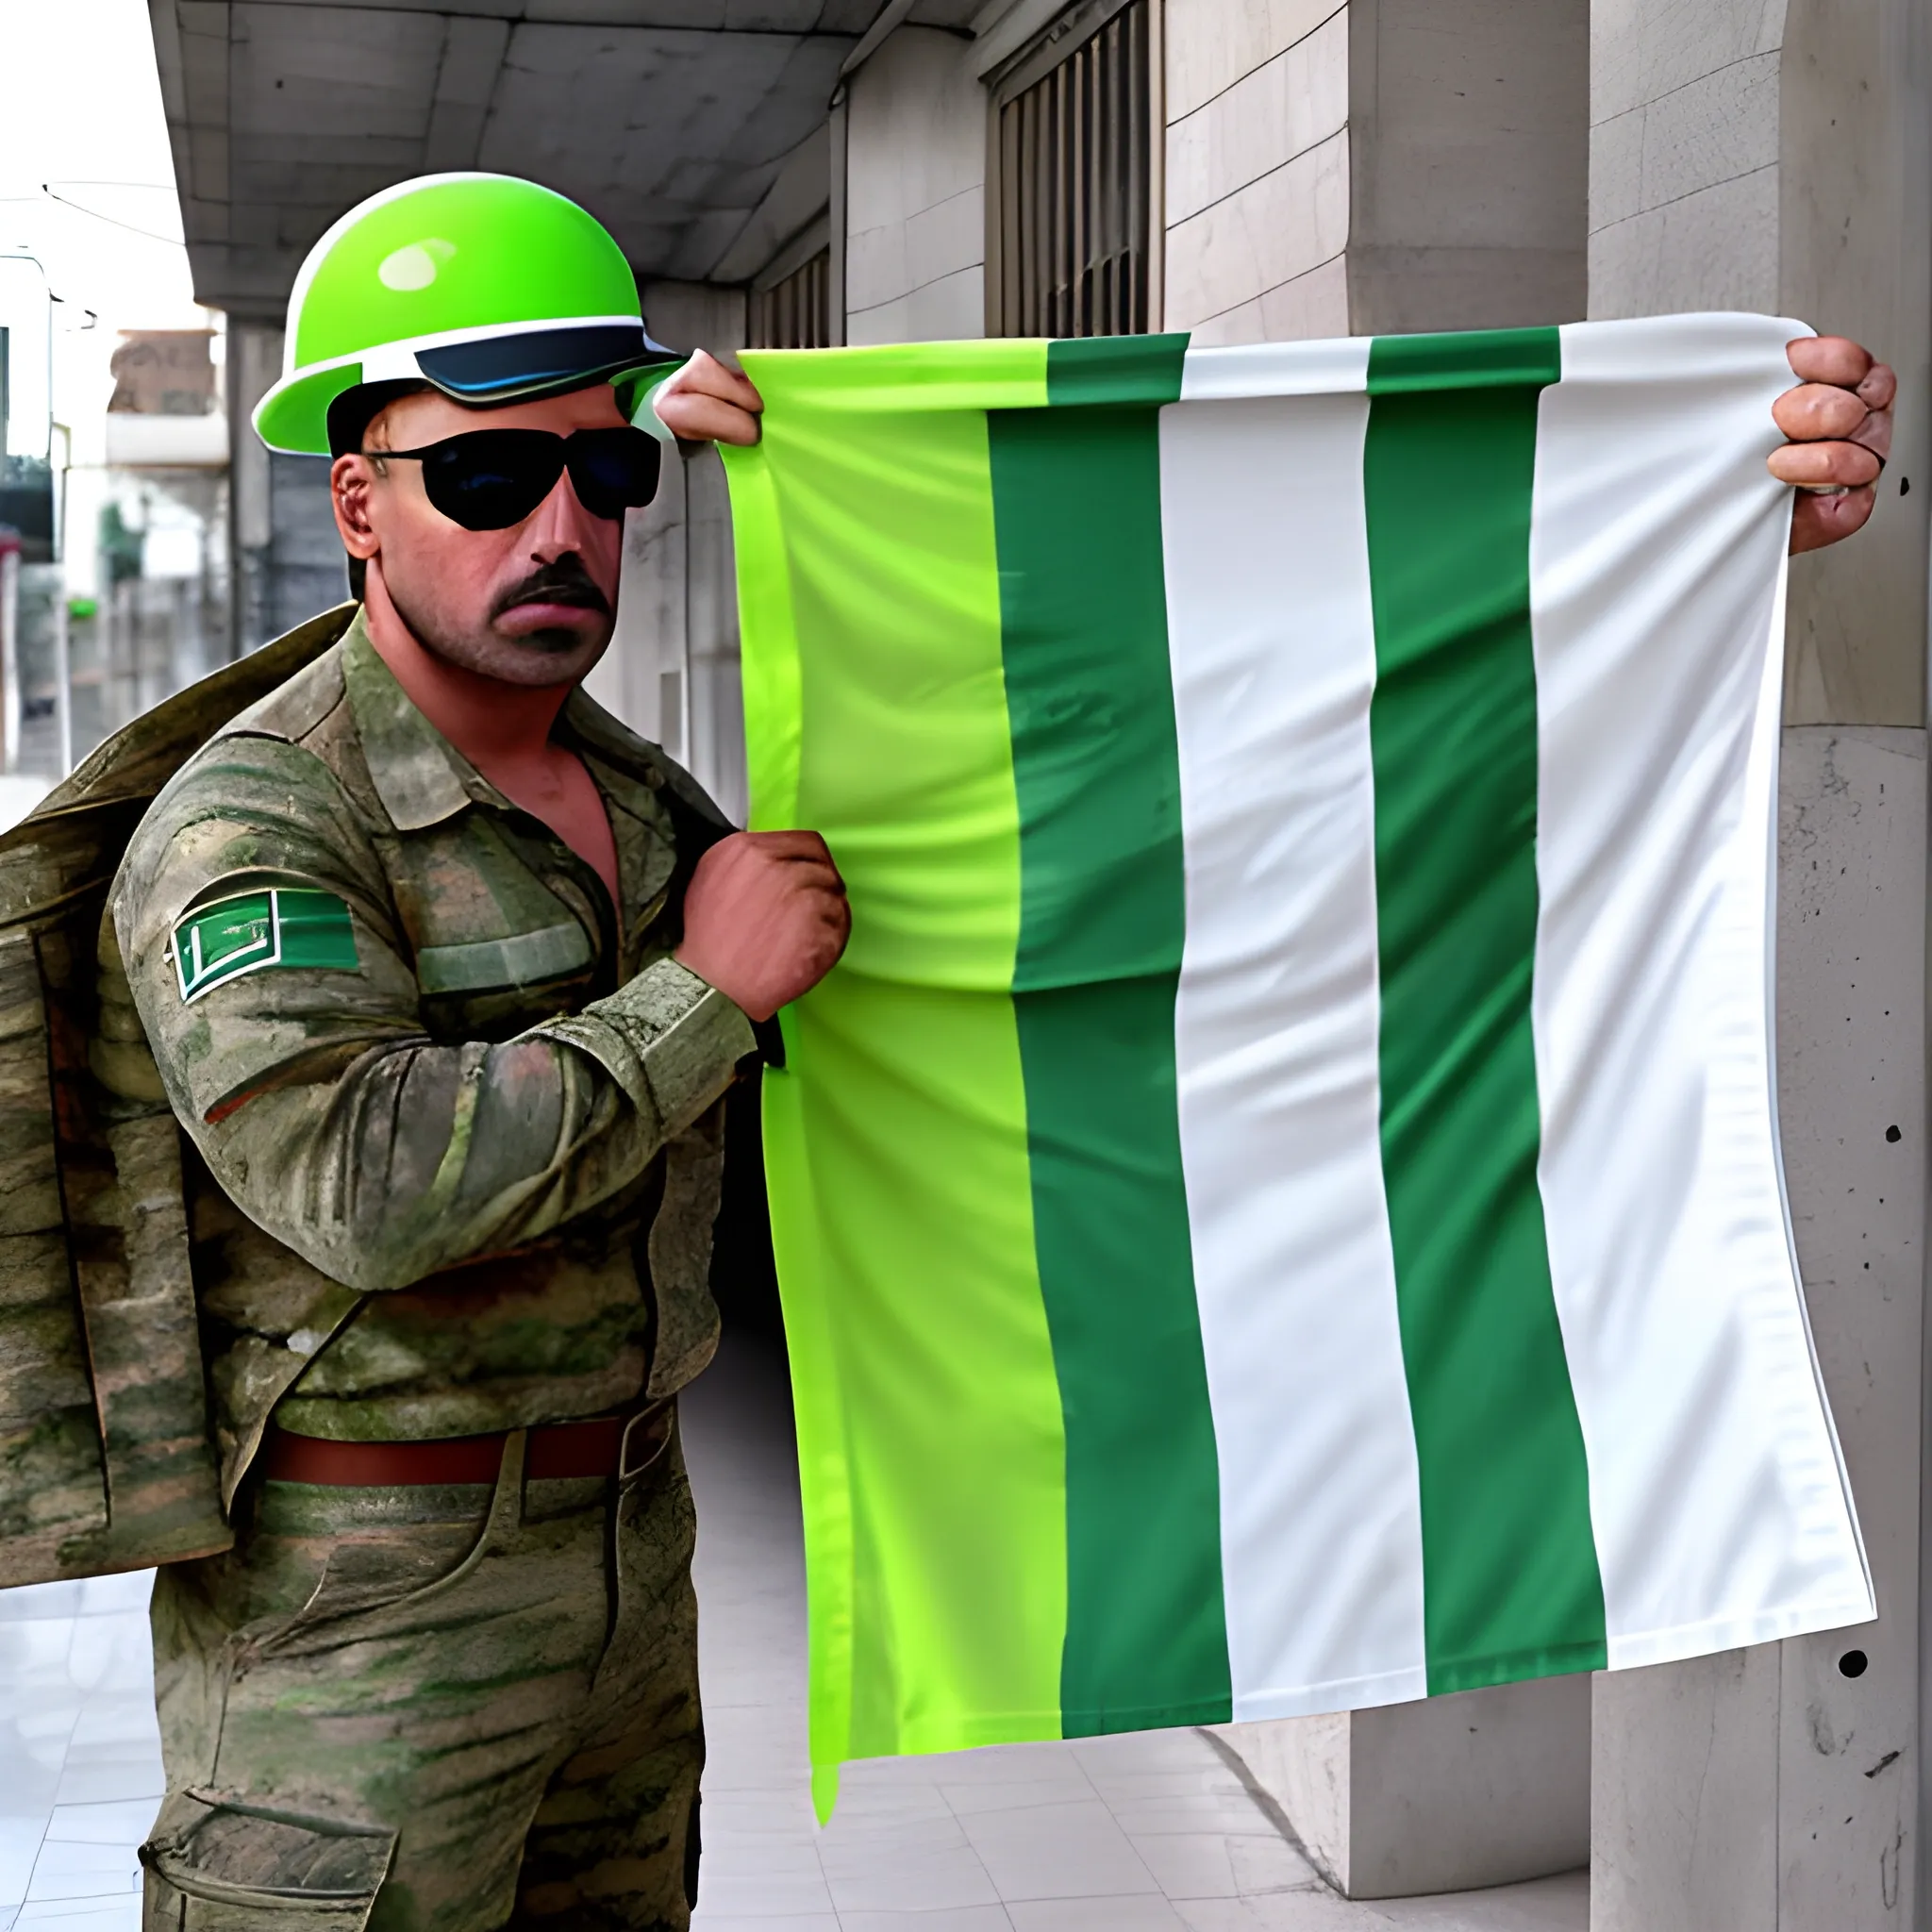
[723,313,1871,1807]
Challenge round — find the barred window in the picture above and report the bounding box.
[749,247,831,350]
[988,0,1158,338]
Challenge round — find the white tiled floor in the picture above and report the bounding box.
[0,1570,157,1931]
[0,1335,1588,1931]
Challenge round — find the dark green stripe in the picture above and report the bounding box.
[1363,328,1607,1694]
[1366,329,1569,393]
[1043,332,1192,406]
[277,890,358,970]
[989,333,1231,1733]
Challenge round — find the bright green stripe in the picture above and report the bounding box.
[732,341,1051,990]
[1363,328,1606,1694]
[987,334,1231,1734]
[730,342,1069,1792]
[766,974,1067,1785]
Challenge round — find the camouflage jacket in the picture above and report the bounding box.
[109,608,754,1505]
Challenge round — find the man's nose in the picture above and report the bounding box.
[524,467,604,561]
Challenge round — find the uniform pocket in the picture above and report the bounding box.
[253,1433,530,1657]
[245,1478,496,1656]
[141,1787,394,1928]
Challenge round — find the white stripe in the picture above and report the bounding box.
[1528,312,1874,1665]
[1162,341,1430,1719]
[1179,336,1375,403]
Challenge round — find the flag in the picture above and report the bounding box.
[722,313,1872,1810]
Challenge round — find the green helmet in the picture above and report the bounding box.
[253,173,680,457]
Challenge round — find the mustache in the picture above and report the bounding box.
[491,557,612,622]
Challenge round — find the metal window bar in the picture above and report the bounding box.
[994,0,1151,338]
[749,248,831,350]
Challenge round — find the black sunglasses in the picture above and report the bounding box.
[366,426,662,531]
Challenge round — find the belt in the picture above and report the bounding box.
[261,1403,673,1488]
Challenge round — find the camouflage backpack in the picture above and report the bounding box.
[0,605,354,1586]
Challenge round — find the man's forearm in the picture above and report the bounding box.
[193,957,752,1292]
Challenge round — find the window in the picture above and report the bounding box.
[987,0,1159,338]
[749,247,831,350]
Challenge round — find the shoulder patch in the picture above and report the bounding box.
[171,889,358,1003]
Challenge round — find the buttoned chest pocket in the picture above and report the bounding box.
[391,820,604,1041]
[416,920,596,1033]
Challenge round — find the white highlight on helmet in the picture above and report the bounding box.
[377,239,456,292]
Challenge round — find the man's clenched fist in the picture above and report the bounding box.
[676,830,849,1023]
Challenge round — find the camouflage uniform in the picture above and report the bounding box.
[111,607,755,1931]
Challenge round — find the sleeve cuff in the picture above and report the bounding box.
[532,956,753,1140]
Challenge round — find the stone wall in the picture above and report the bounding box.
[1162,0,1350,341]
[844,27,988,346]
[1588,0,1785,317]
[1163,0,1586,343]
[1344,0,1587,333]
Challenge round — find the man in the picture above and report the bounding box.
[112,168,1890,1930]
[116,174,841,1932]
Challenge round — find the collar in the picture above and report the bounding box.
[340,614,696,876]
[558,684,673,830]
[341,611,525,832]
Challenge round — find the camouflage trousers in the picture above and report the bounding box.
[140,1417,702,1932]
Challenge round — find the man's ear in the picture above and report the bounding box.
[331,454,380,562]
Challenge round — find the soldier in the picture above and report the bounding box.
[112,174,843,1929]
[83,166,1892,1931]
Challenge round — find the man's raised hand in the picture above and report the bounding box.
[1774,337,1896,554]
[653,349,764,448]
[675,830,849,1023]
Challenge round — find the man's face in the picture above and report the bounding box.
[329,382,630,688]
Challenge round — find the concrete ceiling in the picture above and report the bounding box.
[148,0,903,320]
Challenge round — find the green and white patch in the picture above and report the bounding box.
[172,889,358,1002]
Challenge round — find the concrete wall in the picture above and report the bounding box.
[1588,0,1785,317]
[1162,0,1586,343]
[1587,1,1930,1924]
[1162,0,1350,342]
[844,27,987,346]
[1344,0,1587,333]
[1589,0,1929,729]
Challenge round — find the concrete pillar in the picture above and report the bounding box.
[1586,1,1931,1925]
[225,319,343,653]
[1216,1677,1591,1898]
[1162,0,1587,344]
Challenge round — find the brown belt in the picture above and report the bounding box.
[262,1403,673,1488]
